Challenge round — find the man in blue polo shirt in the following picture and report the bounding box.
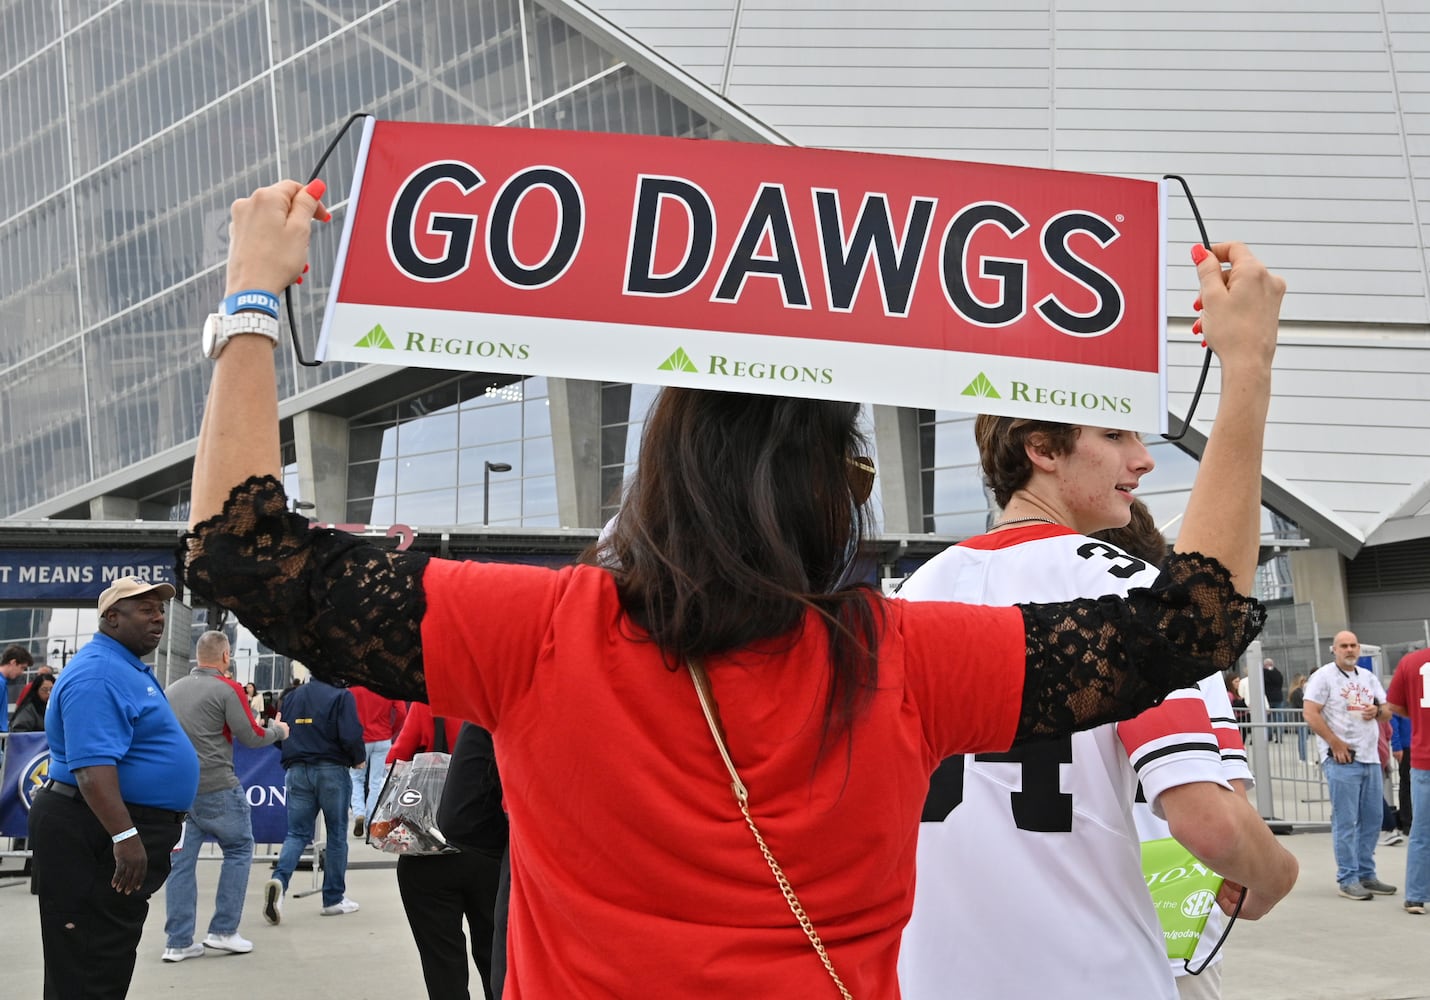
[30,576,200,999]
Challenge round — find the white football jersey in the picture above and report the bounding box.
[896,524,1246,1000]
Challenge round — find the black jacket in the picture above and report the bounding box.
[9,698,45,733]
[276,679,365,769]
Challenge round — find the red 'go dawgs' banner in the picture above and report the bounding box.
[318,120,1168,430]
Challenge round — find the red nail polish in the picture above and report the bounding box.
[296,276,303,285]
[1192,297,1201,312]
[303,264,310,274]
[1200,340,1208,349]
[306,179,327,201]
[1190,244,1209,264]
[1192,318,1201,334]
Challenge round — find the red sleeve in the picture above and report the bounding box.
[221,675,268,739]
[391,698,408,736]
[1388,664,1409,710]
[388,702,434,764]
[420,559,573,729]
[892,598,1026,758]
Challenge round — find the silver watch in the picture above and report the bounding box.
[202,311,281,359]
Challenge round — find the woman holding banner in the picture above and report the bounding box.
[180,180,1282,997]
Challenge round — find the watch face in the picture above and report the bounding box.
[202,314,224,358]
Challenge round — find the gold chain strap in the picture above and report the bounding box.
[687,660,855,1000]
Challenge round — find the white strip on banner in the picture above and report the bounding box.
[323,302,1162,428]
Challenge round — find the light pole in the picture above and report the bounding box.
[50,639,71,667]
[483,461,512,526]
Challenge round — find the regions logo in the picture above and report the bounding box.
[18,749,50,812]
[403,332,530,359]
[960,372,1000,399]
[657,347,698,373]
[355,324,396,349]
[1010,381,1132,415]
[655,347,833,385]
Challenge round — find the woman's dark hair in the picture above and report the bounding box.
[599,389,884,743]
[12,673,53,723]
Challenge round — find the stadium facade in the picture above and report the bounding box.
[2,0,1429,686]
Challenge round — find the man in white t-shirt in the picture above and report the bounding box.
[896,416,1298,1000]
[1303,631,1397,900]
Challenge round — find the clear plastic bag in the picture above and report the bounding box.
[366,752,459,856]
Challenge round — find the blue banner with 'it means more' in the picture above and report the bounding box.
[0,550,175,604]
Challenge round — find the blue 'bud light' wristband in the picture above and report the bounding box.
[221,290,281,318]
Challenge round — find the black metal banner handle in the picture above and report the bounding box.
[1161,173,1213,443]
[285,111,374,367]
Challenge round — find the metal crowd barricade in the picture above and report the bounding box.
[0,731,344,890]
[0,731,30,885]
[1242,710,1332,832]
[1243,710,1404,835]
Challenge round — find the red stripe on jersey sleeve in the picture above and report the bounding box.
[1118,695,1214,757]
[1214,722,1247,755]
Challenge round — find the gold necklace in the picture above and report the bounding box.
[991,515,1061,529]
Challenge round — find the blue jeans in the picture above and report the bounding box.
[1407,769,1430,903]
[351,739,392,819]
[164,785,255,947]
[1323,759,1383,887]
[275,762,351,907]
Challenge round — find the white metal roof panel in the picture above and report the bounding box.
[586,0,1430,551]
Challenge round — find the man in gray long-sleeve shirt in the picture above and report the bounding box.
[161,631,288,962]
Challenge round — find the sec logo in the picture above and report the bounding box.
[18,750,50,811]
[1180,889,1217,919]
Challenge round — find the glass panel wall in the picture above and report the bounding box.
[347,374,556,527]
[1,0,735,518]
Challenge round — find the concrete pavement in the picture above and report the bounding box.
[3,831,1426,999]
[1217,830,1427,1000]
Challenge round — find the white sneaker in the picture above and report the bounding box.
[1381,830,1406,847]
[320,897,361,916]
[262,878,284,925]
[202,932,254,954]
[162,944,205,963]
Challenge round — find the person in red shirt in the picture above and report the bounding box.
[349,685,406,838]
[1387,647,1430,913]
[182,181,1282,998]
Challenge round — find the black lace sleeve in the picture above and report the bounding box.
[176,475,431,702]
[1013,551,1266,743]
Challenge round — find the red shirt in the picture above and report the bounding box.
[1387,648,1430,770]
[351,685,407,742]
[386,702,464,764]
[421,560,1025,999]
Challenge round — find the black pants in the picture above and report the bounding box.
[491,848,510,1000]
[30,787,184,999]
[1400,752,1415,832]
[397,849,503,1000]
